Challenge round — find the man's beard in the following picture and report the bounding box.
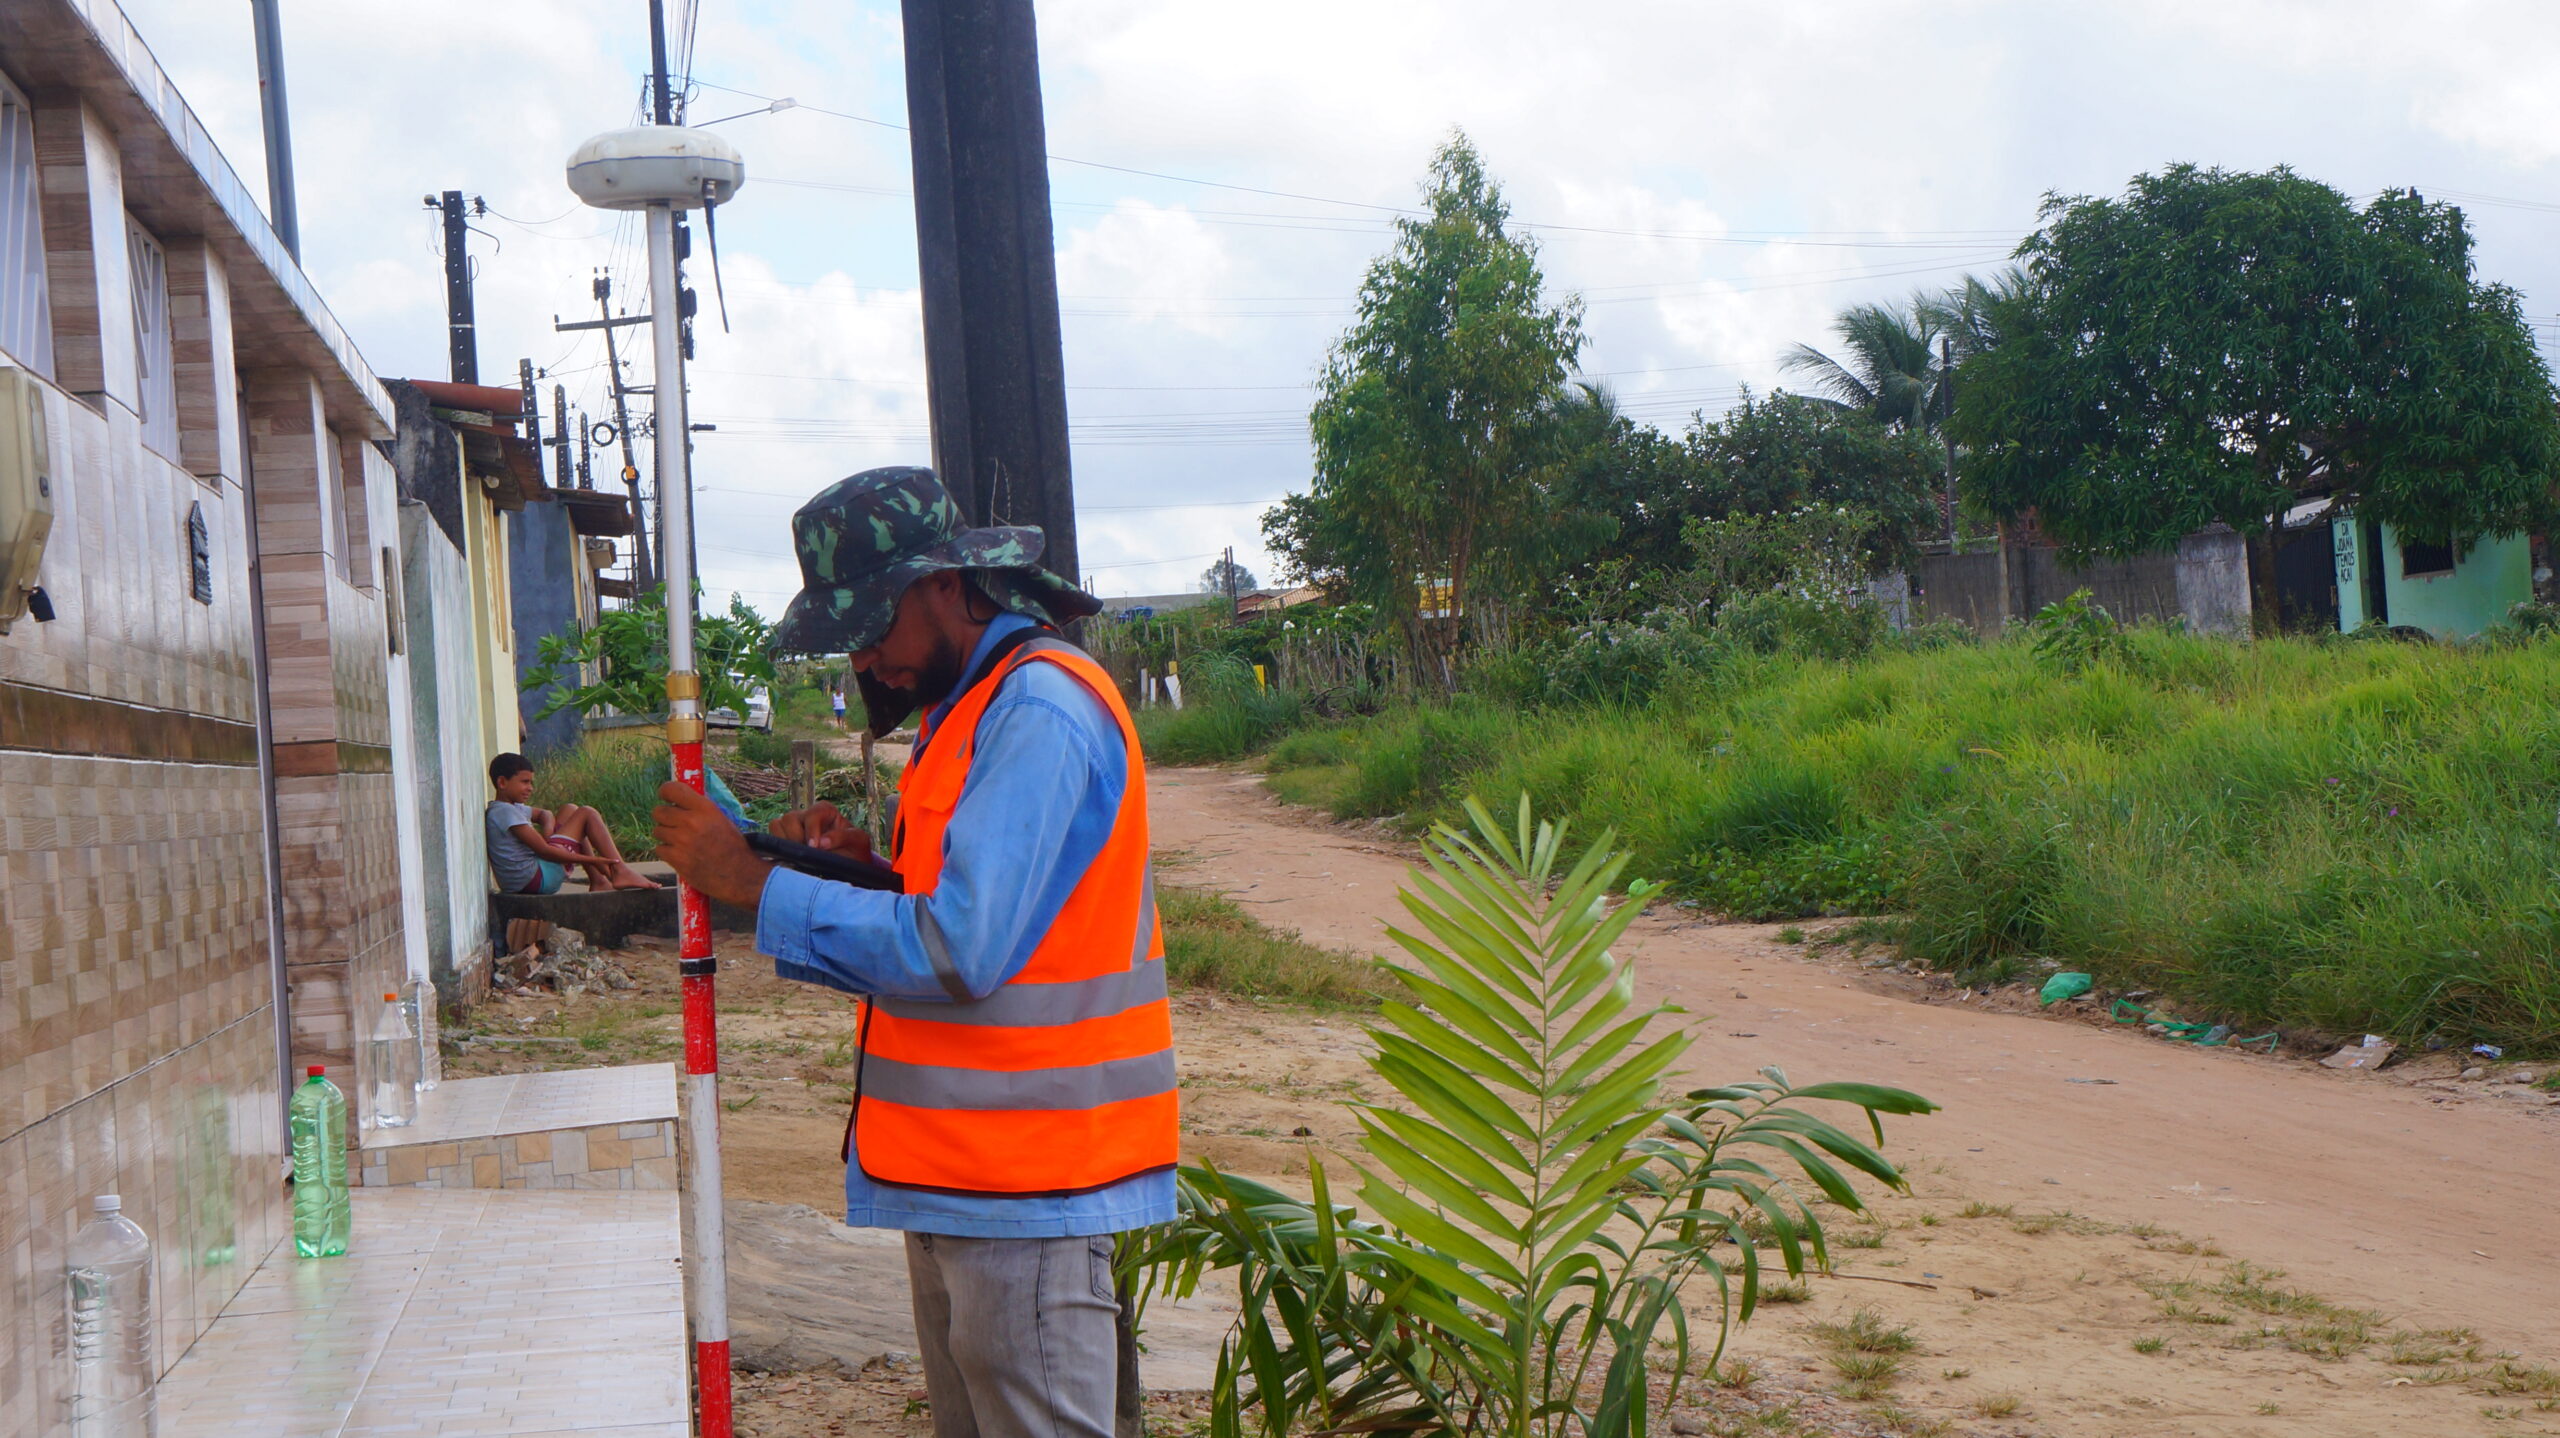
[906,633,971,708]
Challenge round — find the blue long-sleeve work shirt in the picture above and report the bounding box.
[753,614,1177,1237]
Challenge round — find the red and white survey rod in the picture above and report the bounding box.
[649,195,732,1438]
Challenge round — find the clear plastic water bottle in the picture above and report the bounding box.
[287,1068,350,1258]
[66,1193,155,1437]
[367,993,418,1129]
[407,978,441,1091]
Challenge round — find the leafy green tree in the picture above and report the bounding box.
[1687,391,1944,570]
[1277,134,1585,673]
[1544,384,1715,588]
[1781,296,1944,433]
[1952,165,2560,628]
[1200,555,1260,598]
[1544,389,1938,621]
[521,588,777,721]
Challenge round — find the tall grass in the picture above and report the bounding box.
[1257,630,2560,1052]
[1133,650,1308,762]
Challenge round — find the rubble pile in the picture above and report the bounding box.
[492,931,636,995]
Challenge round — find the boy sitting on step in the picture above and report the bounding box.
[485,752,661,894]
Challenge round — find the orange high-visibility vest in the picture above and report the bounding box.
[850,634,1178,1195]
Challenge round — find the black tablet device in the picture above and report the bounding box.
[744,831,905,892]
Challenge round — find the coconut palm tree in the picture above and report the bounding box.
[1782,297,1944,433]
[1921,266,2031,365]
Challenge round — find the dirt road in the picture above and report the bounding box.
[1151,767,2560,1361]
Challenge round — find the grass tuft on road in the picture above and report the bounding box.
[1158,884,1381,1008]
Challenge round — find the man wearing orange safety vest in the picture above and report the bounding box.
[654,466,1176,1437]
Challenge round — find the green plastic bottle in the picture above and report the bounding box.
[288,1067,351,1257]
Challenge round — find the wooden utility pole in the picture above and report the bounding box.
[900,0,1079,581]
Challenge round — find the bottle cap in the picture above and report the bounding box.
[383,992,398,1002]
[93,1194,120,1214]
[306,1065,326,1077]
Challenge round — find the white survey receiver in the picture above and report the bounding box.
[0,366,52,634]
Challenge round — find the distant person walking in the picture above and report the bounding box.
[831,682,847,730]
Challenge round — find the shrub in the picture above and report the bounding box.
[1720,590,1887,659]
[1135,686,1308,764]
[1683,833,1896,920]
[2029,588,2129,673]
[733,726,794,768]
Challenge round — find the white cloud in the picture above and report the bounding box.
[98,0,2560,607]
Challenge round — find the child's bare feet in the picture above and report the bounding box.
[611,864,664,891]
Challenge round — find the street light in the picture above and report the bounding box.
[565,120,745,1438]
[695,96,798,127]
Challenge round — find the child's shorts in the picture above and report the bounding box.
[525,860,565,895]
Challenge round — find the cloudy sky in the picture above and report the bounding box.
[114,0,2560,610]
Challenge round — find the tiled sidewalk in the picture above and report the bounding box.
[359,1064,679,1191]
[158,1186,688,1437]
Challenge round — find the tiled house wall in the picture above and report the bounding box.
[241,371,406,1112]
[0,5,410,1431]
[0,102,286,1436]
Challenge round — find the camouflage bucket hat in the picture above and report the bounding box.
[769,465,1099,656]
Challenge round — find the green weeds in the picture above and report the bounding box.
[1250,629,2560,1051]
[1156,885,1381,1008]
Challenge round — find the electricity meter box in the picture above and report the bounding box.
[0,366,52,634]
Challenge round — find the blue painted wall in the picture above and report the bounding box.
[508,503,585,755]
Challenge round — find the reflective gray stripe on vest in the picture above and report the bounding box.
[911,898,972,1003]
[873,958,1168,1028]
[860,1049,1177,1111]
[1134,867,1157,963]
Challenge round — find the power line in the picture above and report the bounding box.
[707,250,2011,322]
[754,171,2024,252]
[705,81,2031,251]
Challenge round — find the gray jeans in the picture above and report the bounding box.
[906,1232,1122,1438]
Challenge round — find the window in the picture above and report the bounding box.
[127,216,176,457]
[2401,538,2456,579]
[0,81,51,376]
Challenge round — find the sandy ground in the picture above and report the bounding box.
[1147,765,2560,1437]
[450,763,2560,1436]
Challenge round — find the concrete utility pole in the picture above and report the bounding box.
[249,0,299,260]
[648,0,676,124]
[1940,335,1959,545]
[901,0,1079,582]
[437,191,477,384]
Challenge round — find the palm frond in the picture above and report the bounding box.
[1128,795,1936,1438]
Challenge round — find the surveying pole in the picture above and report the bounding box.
[567,121,745,1438]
